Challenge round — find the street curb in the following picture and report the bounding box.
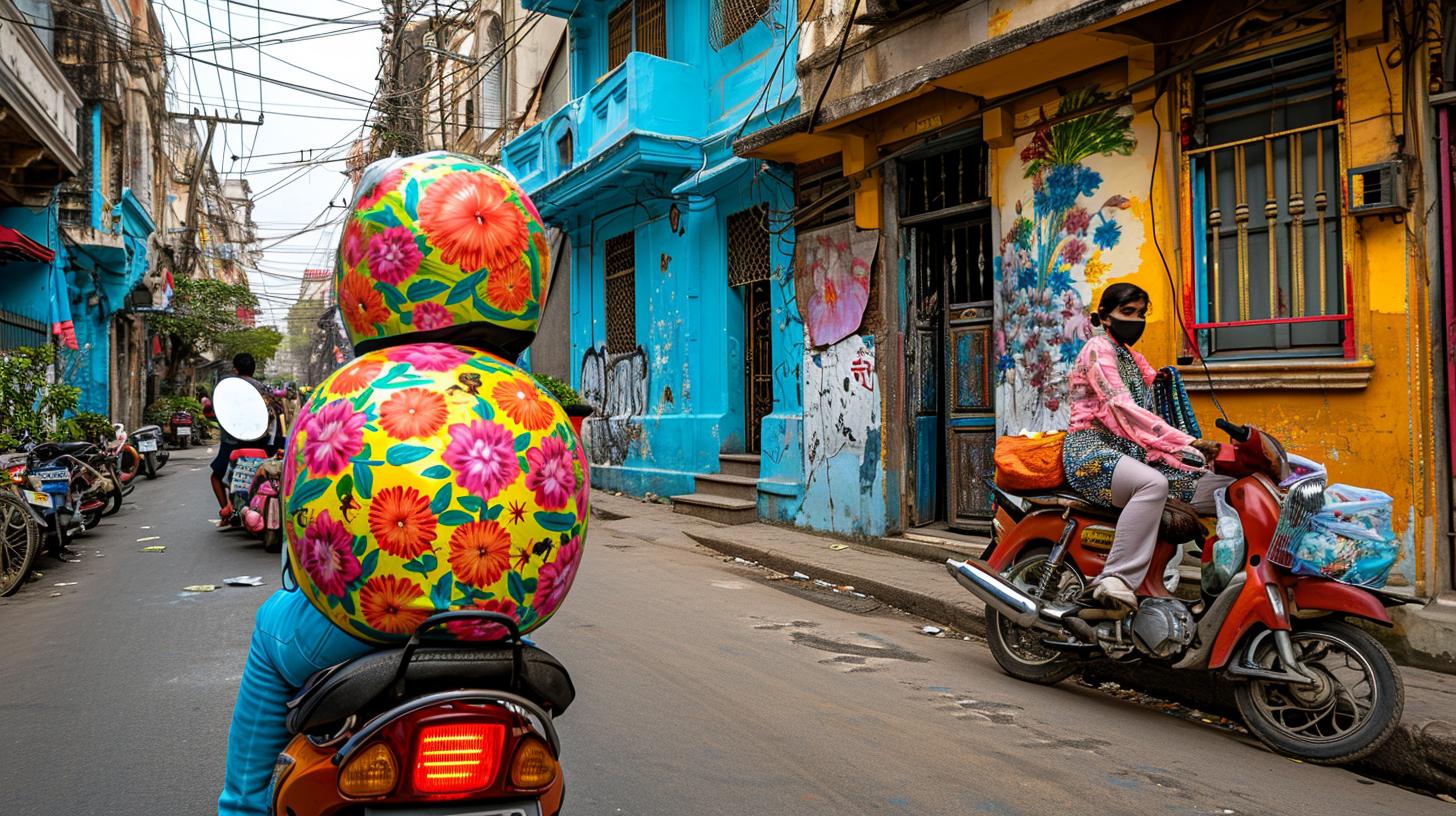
[683,523,1456,798]
[683,530,988,637]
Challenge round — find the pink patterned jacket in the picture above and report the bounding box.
[1067,333,1197,471]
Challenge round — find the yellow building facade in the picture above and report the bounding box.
[739,0,1454,659]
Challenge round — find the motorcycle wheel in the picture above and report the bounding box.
[985,551,1086,685]
[79,501,104,532]
[117,445,141,485]
[142,451,157,479]
[0,493,39,596]
[49,510,72,556]
[1234,620,1403,764]
[102,467,125,517]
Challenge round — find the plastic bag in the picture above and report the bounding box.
[994,432,1066,491]
[1202,487,1245,595]
[1290,484,1399,588]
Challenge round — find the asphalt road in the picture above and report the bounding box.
[0,447,1445,815]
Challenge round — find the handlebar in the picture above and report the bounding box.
[1216,418,1251,443]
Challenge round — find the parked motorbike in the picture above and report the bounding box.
[238,454,284,553]
[131,423,169,479]
[948,418,1405,764]
[101,422,142,491]
[169,410,194,449]
[270,611,571,816]
[0,453,42,595]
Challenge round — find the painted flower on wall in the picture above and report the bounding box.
[996,87,1136,433]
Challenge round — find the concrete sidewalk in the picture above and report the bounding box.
[590,491,1456,798]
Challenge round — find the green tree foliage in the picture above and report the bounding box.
[220,326,284,368]
[0,347,81,450]
[147,276,259,381]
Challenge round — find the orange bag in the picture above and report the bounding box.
[994,432,1067,491]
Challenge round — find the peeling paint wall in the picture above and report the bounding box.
[799,334,885,535]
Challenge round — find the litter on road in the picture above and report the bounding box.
[136,536,160,542]
[183,585,218,593]
[53,582,77,587]
[223,576,265,587]
[140,545,166,553]
[828,544,848,551]
[791,571,810,580]
[48,592,62,598]
[921,626,943,635]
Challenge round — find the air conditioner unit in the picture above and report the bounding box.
[857,0,936,24]
[1346,160,1408,216]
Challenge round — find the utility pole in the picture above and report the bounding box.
[377,0,423,159]
[169,110,263,277]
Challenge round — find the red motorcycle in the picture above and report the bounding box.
[948,419,1406,764]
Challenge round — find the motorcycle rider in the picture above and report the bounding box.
[217,153,578,816]
[1062,283,1218,609]
[210,353,285,527]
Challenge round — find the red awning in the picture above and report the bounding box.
[0,226,55,264]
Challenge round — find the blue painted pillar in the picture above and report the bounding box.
[90,104,104,231]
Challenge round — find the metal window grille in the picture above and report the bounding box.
[0,309,47,351]
[1188,41,1347,357]
[608,0,668,71]
[637,0,667,59]
[607,2,634,70]
[711,0,774,50]
[604,231,637,354]
[727,206,772,286]
[900,141,989,218]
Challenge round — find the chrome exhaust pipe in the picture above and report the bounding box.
[945,559,1073,635]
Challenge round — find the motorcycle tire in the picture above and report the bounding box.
[79,502,104,532]
[102,467,125,517]
[117,445,141,485]
[49,511,72,557]
[985,551,1085,686]
[142,451,157,479]
[0,493,40,597]
[1233,620,1403,764]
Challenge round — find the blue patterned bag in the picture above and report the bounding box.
[1290,484,1399,588]
[1153,367,1201,438]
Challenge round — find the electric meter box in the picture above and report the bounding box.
[1346,161,1408,216]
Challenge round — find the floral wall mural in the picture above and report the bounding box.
[994,88,1146,433]
[795,222,877,348]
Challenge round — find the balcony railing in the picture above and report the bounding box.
[504,52,707,199]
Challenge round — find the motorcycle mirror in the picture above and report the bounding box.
[213,377,270,442]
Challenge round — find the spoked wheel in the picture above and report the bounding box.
[985,552,1086,684]
[1234,621,1403,764]
[101,466,124,516]
[0,493,39,596]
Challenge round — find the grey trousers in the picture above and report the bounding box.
[1094,457,1171,591]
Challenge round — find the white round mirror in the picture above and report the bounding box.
[213,377,269,442]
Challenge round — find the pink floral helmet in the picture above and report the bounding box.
[338,152,551,359]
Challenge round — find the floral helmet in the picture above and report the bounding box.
[283,343,589,643]
[338,152,551,359]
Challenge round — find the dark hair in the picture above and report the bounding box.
[233,352,256,376]
[1090,282,1151,327]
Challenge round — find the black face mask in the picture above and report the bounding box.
[1107,316,1146,346]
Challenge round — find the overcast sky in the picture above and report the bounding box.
[155,0,383,328]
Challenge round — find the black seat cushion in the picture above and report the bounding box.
[1017,492,1206,543]
[31,441,93,460]
[286,644,574,736]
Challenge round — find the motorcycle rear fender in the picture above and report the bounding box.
[984,510,1068,572]
[1290,576,1392,626]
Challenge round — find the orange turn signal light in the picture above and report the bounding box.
[339,743,399,798]
[509,737,558,789]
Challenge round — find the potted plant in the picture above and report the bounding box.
[532,373,593,437]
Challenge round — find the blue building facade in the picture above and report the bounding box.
[505,0,805,521]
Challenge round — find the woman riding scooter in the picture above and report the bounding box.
[217,153,587,815]
[1062,283,1219,609]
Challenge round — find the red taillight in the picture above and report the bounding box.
[411,721,506,794]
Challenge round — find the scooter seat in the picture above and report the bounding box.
[285,643,574,737]
[1017,491,1119,520]
[1013,491,1206,543]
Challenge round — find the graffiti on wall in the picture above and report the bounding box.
[799,334,884,534]
[580,345,648,466]
[995,87,1141,433]
[795,222,877,348]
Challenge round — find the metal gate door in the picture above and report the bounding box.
[743,278,773,454]
[941,217,995,530]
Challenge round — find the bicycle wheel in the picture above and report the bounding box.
[0,493,39,596]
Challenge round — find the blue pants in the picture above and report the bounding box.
[218,587,373,815]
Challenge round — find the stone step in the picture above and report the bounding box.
[717,453,761,479]
[693,473,759,502]
[869,533,988,563]
[670,493,758,525]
